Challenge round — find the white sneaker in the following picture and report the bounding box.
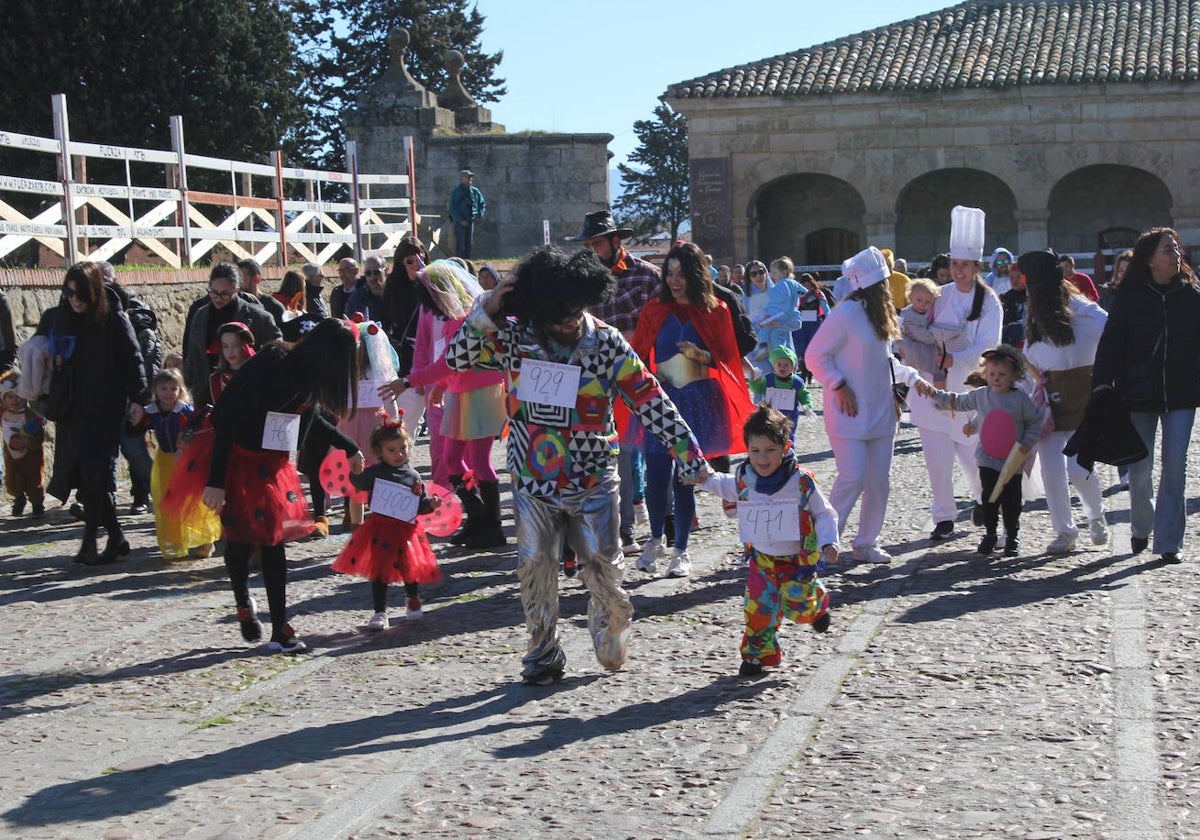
[855,545,892,565]
[1046,532,1077,554]
[667,548,691,577]
[636,536,665,573]
[620,534,640,553]
[1088,518,1109,546]
[366,611,388,631]
[633,501,648,526]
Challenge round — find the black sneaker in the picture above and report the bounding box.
[1161,552,1182,564]
[267,623,306,653]
[129,500,149,515]
[1131,536,1149,555]
[31,504,44,519]
[812,613,831,633]
[11,496,26,517]
[930,520,954,540]
[237,598,263,642]
[69,502,85,522]
[1003,537,1020,557]
[738,661,764,677]
[972,503,985,527]
[522,668,564,686]
[978,533,998,555]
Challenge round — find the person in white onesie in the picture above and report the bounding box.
[906,206,1002,540]
[805,247,921,565]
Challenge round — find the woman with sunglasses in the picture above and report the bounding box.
[36,262,148,565]
[383,236,429,436]
[744,260,773,374]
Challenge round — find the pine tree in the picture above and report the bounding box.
[614,104,690,244]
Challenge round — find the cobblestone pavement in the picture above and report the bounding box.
[0,385,1197,839]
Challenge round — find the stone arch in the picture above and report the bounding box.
[895,169,1017,263]
[750,174,866,264]
[1047,165,1172,255]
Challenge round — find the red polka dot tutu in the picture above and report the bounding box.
[332,514,442,585]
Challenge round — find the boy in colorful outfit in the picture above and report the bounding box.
[446,246,707,686]
[1,372,46,518]
[699,406,839,677]
[748,346,813,438]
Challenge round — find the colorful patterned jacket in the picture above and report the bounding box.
[446,301,706,497]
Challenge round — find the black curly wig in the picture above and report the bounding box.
[504,246,616,326]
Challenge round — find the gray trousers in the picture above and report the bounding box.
[514,471,633,680]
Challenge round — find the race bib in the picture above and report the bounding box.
[517,359,581,409]
[763,387,796,412]
[738,499,801,543]
[800,310,819,322]
[262,411,300,451]
[371,478,420,522]
[356,379,382,409]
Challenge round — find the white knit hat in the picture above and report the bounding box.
[842,246,889,291]
[949,205,986,262]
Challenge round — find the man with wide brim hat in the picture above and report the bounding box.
[567,209,659,555]
[567,210,635,242]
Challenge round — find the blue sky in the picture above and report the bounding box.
[472,0,944,168]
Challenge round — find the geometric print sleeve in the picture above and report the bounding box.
[446,296,512,374]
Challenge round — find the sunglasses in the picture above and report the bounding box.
[749,269,766,277]
[209,288,235,300]
[62,286,81,300]
[403,257,422,266]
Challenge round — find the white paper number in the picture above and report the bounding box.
[517,359,581,409]
[262,411,301,452]
[370,478,420,522]
[737,500,801,543]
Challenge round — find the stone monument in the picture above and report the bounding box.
[344,29,613,260]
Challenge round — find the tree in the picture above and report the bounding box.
[614,104,689,244]
[0,0,305,184]
[293,0,506,170]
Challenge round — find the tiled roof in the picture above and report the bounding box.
[666,0,1200,98]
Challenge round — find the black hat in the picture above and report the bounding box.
[568,210,634,242]
[1016,249,1063,296]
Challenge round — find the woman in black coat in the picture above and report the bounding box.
[1093,227,1200,564]
[37,262,148,564]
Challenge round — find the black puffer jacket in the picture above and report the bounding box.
[1093,275,1200,412]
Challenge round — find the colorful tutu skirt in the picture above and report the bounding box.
[161,430,314,546]
[151,449,221,559]
[332,514,442,585]
[442,383,506,440]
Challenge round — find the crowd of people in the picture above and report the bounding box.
[1,205,1197,682]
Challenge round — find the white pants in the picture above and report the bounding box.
[828,434,894,550]
[395,388,425,438]
[919,427,982,523]
[1037,429,1104,536]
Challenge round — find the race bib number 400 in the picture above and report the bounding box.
[517,359,581,409]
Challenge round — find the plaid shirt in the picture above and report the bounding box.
[446,300,705,497]
[590,249,660,335]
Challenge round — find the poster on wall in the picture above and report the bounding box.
[690,157,733,259]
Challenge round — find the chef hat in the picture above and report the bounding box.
[949,205,986,262]
[842,246,889,291]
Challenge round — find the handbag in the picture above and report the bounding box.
[42,362,74,421]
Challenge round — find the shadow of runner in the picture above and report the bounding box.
[0,677,606,827]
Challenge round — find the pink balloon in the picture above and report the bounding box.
[418,482,463,538]
[319,449,369,503]
[980,408,1017,460]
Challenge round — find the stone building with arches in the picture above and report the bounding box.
[665,0,1199,276]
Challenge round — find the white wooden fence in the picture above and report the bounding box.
[0,94,417,269]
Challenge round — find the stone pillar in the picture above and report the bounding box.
[864,212,897,252]
[1015,208,1051,254]
[1171,206,1200,250]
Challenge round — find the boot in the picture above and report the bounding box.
[94,492,130,564]
[73,531,100,565]
[464,480,506,549]
[449,474,484,545]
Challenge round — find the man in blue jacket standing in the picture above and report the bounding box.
[448,169,486,259]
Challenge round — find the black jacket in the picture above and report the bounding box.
[712,283,758,358]
[1063,387,1149,473]
[1093,276,1200,412]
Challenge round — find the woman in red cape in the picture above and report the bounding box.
[625,242,753,574]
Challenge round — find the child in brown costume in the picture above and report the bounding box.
[1,372,46,517]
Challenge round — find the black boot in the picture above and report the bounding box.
[465,480,507,549]
[74,532,99,564]
[94,492,130,565]
[449,475,484,546]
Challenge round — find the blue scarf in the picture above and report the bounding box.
[753,449,797,495]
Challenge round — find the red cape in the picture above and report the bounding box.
[621,297,753,457]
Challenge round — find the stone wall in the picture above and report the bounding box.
[669,81,1200,265]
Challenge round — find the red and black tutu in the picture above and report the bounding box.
[161,429,314,546]
[332,514,441,585]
